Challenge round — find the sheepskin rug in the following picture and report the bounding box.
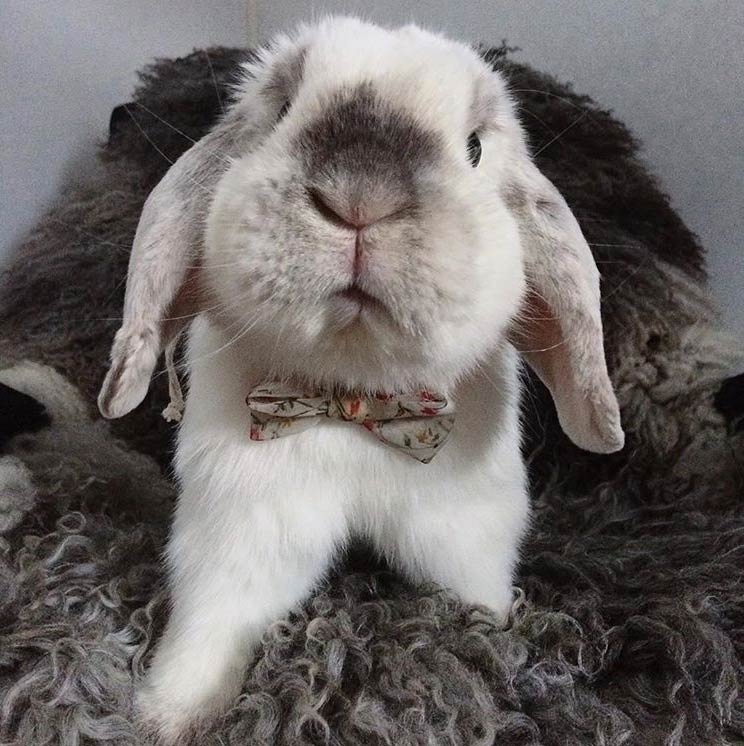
[0,47,742,746]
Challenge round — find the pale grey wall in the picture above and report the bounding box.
[255,0,744,341]
[0,0,254,258]
[2,1,742,342]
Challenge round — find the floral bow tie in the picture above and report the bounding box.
[246,384,455,463]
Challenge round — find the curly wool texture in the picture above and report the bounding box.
[0,47,742,745]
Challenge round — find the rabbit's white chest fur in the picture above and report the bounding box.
[175,317,528,591]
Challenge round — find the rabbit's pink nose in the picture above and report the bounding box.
[308,188,365,230]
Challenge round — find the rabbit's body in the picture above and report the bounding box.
[99,17,623,742]
[140,317,528,738]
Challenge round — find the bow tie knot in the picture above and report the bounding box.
[246,385,455,463]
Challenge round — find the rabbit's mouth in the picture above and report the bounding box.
[337,284,381,308]
[329,283,389,328]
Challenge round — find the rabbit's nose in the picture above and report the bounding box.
[307,187,403,231]
[307,187,364,230]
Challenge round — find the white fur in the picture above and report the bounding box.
[108,17,623,742]
[138,317,528,741]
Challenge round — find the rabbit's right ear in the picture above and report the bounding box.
[98,126,237,419]
[505,155,624,454]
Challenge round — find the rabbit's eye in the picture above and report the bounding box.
[277,101,291,121]
[467,132,482,167]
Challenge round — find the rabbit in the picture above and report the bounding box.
[98,16,624,743]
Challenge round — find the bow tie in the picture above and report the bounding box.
[246,384,455,463]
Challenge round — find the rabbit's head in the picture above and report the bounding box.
[99,17,623,454]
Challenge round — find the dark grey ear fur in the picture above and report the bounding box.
[98,118,247,419]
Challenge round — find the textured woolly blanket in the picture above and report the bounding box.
[1,47,742,746]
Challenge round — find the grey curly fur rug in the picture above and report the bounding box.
[1,46,743,745]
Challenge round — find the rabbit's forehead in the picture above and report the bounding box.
[298,24,488,132]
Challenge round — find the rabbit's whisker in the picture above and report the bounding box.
[532,110,590,158]
[204,49,226,116]
[122,105,218,196]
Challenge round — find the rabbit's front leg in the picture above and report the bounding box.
[373,469,528,624]
[136,443,347,744]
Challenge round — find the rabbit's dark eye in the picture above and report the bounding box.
[277,101,291,121]
[467,132,482,167]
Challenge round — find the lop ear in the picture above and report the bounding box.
[98,126,236,419]
[507,157,624,453]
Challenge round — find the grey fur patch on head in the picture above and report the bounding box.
[0,46,742,746]
[296,83,442,190]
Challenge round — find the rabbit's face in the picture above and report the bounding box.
[99,17,622,453]
[205,18,525,392]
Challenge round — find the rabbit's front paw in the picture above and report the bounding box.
[135,665,242,745]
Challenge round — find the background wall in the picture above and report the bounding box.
[0,0,254,257]
[2,1,742,341]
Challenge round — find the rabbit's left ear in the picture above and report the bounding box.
[506,156,624,453]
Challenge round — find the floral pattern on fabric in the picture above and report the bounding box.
[246,384,455,463]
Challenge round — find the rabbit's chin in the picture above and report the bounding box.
[212,303,496,397]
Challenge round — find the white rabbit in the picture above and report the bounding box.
[99,16,623,743]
